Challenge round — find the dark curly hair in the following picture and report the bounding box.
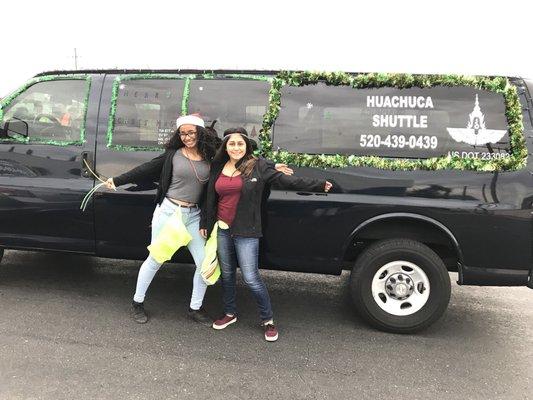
[165,126,218,162]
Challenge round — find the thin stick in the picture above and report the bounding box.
[80,182,105,212]
[80,185,100,211]
[83,158,108,184]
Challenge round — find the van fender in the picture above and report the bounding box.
[343,212,464,266]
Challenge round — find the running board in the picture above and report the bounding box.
[458,265,530,287]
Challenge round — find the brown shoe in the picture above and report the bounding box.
[263,321,278,342]
[212,314,237,330]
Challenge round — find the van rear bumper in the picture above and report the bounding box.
[458,265,531,287]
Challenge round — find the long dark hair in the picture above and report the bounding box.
[165,125,217,162]
[213,127,257,177]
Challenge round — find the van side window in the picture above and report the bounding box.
[0,80,87,144]
[273,83,511,159]
[188,79,270,141]
[112,79,185,148]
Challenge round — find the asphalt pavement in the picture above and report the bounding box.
[0,250,531,400]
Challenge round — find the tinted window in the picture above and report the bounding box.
[187,79,270,141]
[1,80,87,144]
[273,83,510,159]
[112,79,185,148]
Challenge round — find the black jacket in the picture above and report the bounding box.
[202,158,326,238]
[113,149,207,207]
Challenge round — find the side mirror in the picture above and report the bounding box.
[4,118,29,139]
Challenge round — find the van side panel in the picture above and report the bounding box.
[263,166,532,275]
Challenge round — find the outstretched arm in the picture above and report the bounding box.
[108,151,167,188]
[260,159,331,192]
[258,156,294,176]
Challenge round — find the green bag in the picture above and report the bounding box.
[201,221,228,285]
[147,207,192,264]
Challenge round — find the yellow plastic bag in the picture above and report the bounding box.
[147,208,192,264]
[201,221,228,285]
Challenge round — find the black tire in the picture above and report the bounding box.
[350,239,451,334]
[0,248,3,263]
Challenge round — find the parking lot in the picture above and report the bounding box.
[0,249,531,400]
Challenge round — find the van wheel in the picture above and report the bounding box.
[350,239,451,333]
[0,248,3,263]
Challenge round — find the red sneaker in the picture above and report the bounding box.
[263,322,278,342]
[212,314,237,330]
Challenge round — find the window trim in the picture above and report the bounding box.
[0,74,91,146]
[260,72,527,172]
[107,73,272,151]
[186,74,272,141]
[107,74,191,151]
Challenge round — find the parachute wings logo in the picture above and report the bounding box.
[446,95,507,146]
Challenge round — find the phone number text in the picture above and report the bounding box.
[360,134,438,149]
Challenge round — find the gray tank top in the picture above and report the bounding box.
[166,150,210,204]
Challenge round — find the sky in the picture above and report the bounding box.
[1,0,532,97]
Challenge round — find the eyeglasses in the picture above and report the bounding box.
[179,131,197,138]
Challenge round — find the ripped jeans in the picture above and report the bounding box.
[133,198,207,310]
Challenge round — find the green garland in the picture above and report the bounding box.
[259,71,527,171]
[181,77,191,115]
[0,74,91,146]
[104,71,527,171]
[106,73,193,151]
[107,73,272,151]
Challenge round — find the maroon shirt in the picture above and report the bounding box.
[215,174,243,226]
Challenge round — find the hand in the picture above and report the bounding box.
[105,177,116,190]
[324,181,333,192]
[199,229,207,239]
[275,163,294,176]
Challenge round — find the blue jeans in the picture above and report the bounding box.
[133,198,207,310]
[217,227,273,322]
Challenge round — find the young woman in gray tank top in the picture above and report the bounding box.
[104,115,217,325]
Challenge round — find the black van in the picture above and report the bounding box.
[0,69,531,333]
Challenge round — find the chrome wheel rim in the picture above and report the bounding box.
[371,260,430,316]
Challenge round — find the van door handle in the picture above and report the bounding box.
[296,192,313,196]
[474,203,497,213]
[81,151,94,178]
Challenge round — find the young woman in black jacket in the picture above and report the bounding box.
[201,127,332,342]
